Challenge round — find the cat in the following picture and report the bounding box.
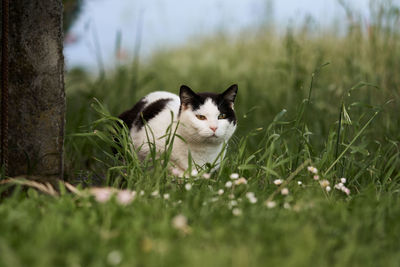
[118,84,238,176]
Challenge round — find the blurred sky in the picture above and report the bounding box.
[64,0,380,70]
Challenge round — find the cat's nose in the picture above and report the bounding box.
[210,126,218,132]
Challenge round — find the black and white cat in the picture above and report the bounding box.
[118,84,238,175]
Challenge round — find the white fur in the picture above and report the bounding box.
[129,92,236,174]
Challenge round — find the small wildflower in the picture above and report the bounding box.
[90,187,114,203]
[307,166,318,174]
[340,177,347,184]
[313,175,320,180]
[320,180,330,188]
[265,200,276,208]
[202,173,211,179]
[249,197,257,204]
[297,181,302,185]
[334,183,343,190]
[225,181,233,188]
[171,168,181,177]
[245,192,257,203]
[172,214,190,234]
[343,187,350,195]
[230,173,239,180]
[211,197,219,202]
[191,169,198,176]
[172,214,187,229]
[232,208,242,216]
[228,193,235,199]
[107,250,122,266]
[163,193,170,200]
[117,190,136,205]
[283,202,291,209]
[335,183,350,195]
[140,190,145,196]
[229,200,238,207]
[326,186,331,192]
[234,177,248,185]
[151,190,159,197]
[273,179,283,185]
[246,192,255,199]
[281,188,289,195]
[218,189,224,195]
[185,183,192,191]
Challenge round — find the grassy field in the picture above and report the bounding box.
[1,3,400,267]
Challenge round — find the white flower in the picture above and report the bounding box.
[191,169,198,176]
[313,175,320,180]
[171,168,181,177]
[229,200,238,207]
[117,190,136,205]
[225,181,233,188]
[281,188,289,195]
[307,166,318,174]
[334,184,343,190]
[340,177,347,184]
[334,183,350,195]
[343,187,350,195]
[297,181,302,185]
[273,179,283,185]
[245,192,257,203]
[283,202,291,209]
[107,250,122,266]
[140,190,145,196]
[163,193,170,200]
[228,194,235,199]
[185,183,192,191]
[249,197,257,204]
[232,208,242,216]
[265,200,276,208]
[230,173,239,180]
[326,186,331,192]
[211,197,218,202]
[172,214,188,230]
[320,180,330,188]
[246,192,255,199]
[218,189,224,195]
[234,177,247,185]
[202,173,211,179]
[90,187,114,203]
[151,190,159,197]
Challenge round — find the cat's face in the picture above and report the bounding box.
[178,84,238,144]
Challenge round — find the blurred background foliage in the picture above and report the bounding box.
[64,1,400,179]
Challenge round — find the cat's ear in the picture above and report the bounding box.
[221,84,238,103]
[179,85,198,106]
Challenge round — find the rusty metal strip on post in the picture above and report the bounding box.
[1,0,9,176]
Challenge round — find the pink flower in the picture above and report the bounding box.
[117,190,136,205]
[90,187,115,203]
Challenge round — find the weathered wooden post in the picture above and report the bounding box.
[1,0,65,178]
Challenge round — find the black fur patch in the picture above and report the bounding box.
[118,98,147,129]
[197,92,236,124]
[179,84,238,124]
[134,98,173,129]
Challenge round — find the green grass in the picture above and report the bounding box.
[1,2,400,266]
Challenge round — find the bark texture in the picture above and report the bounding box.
[4,1,65,177]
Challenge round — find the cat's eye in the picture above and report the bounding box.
[196,114,207,120]
[218,114,227,120]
